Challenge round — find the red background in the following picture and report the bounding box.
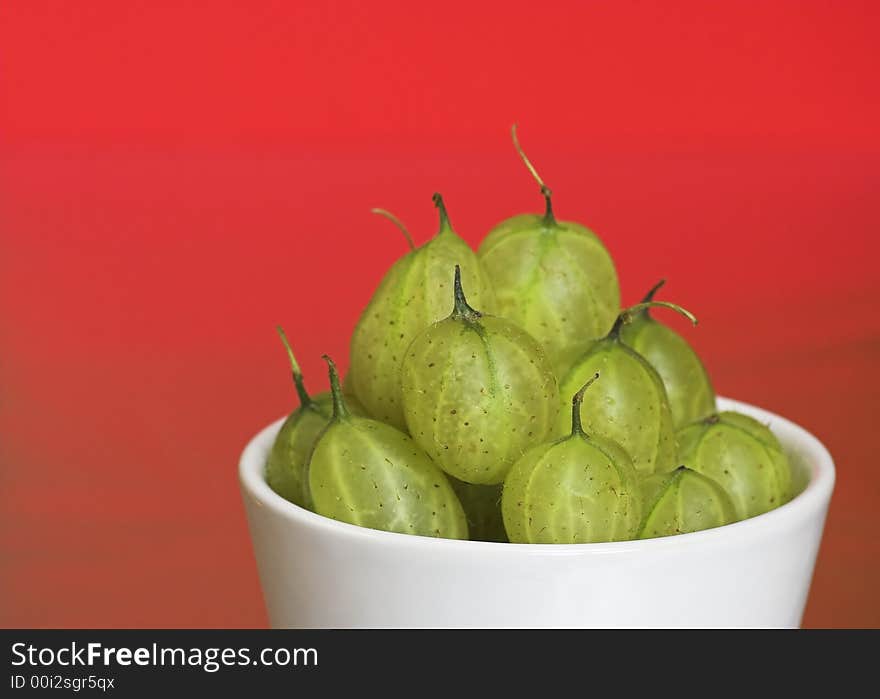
[1,1,878,627]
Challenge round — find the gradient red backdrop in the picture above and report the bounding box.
[1,1,878,627]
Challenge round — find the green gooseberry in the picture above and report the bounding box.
[265,326,365,509]
[556,300,698,477]
[502,374,642,544]
[308,356,468,540]
[677,411,793,520]
[477,125,620,377]
[349,196,496,430]
[448,477,507,543]
[619,279,716,428]
[638,466,738,540]
[400,266,559,485]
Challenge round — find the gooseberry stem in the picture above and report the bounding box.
[571,372,600,437]
[276,325,311,407]
[371,208,415,250]
[635,279,668,321]
[432,193,453,235]
[451,265,482,321]
[322,355,350,421]
[608,301,698,340]
[511,123,556,226]
[640,278,667,304]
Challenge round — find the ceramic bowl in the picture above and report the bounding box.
[239,397,834,628]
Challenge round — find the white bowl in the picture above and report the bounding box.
[239,397,834,628]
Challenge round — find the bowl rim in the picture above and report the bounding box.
[239,396,835,555]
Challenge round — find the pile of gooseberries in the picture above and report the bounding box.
[265,127,793,544]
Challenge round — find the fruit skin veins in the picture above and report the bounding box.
[502,375,642,544]
[677,411,793,520]
[349,195,496,430]
[401,266,559,485]
[309,357,468,540]
[556,328,677,478]
[478,213,620,378]
[266,390,365,509]
[619,281,716,428]
[449,477,507,543]
[637,466,737,540]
